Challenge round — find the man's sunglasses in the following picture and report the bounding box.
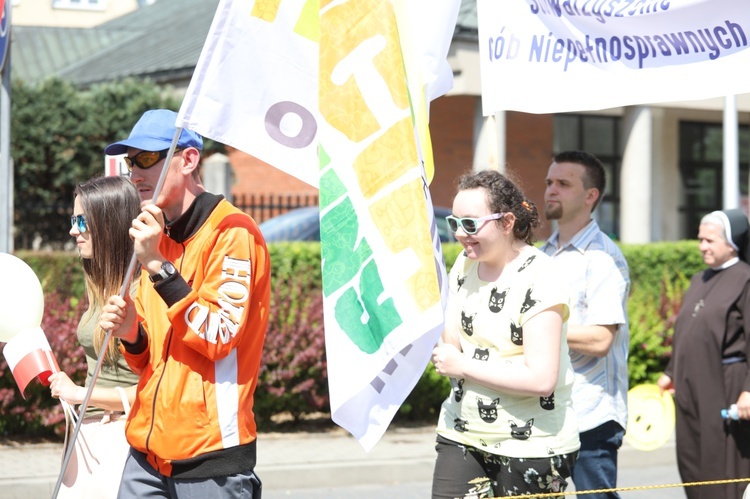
[446,213,505,235]
[124,148,181,172]
[70,214,88,233]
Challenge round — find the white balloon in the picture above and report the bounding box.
[0,253,45,342]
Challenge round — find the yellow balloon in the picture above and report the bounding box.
[624,383,675,451]
[0,253,45,342]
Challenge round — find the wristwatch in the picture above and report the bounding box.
[149,261,177,283]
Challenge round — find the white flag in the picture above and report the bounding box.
[178,0,319,186]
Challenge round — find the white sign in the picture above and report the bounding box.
[477,0,750,114]
[104,154,129,177]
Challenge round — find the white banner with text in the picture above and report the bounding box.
[478,0,750,114]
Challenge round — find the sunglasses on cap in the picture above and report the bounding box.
[70,214,88,233]
[124,148,181,172]
[446,213,506,235]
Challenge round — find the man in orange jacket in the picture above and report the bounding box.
[100,109,270,498]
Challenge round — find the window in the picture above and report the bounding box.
[52,0,106,11]
[679,121,750,238]
[553,114,623,239]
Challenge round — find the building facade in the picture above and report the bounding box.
[10,0,144,28]
[444,32,750,242]
[10,0,750,240]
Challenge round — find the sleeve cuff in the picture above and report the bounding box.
[153,272,193,308]
[121,324,148,354]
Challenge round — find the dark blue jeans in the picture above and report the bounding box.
[571,420,624,499]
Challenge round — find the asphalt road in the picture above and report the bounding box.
[264,462,689,499]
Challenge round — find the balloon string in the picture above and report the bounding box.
[51,127,182,499]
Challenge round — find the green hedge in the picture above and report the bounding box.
[2,241,705,436]
[621,241,703,386]
[15,251,87,305]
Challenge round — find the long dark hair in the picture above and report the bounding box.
[75,176,141,366]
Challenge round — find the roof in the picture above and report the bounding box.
[57,0,220,85]
[455,0,478,40]
[11,0,477,85]
[10,0,219,85]
[11,26,133,82]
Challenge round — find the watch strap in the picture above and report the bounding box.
[149,261,176,283]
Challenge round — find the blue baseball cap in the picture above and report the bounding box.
[104,109,203,155]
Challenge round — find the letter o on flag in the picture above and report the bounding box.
[264,101,317,149]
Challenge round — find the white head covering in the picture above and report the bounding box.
[705,209,750,261]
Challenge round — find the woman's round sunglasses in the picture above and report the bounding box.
[124,148,181,172]
[70,214,88,233]
[445,213,505,235]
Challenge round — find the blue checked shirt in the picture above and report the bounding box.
[540,220,630,432]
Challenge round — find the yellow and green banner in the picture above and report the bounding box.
[177,0,459,450]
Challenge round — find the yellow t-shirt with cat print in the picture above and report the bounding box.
[435,245,580,458]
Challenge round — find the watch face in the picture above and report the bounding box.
[150,261,176,283]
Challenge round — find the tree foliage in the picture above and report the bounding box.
[11,78,180,249]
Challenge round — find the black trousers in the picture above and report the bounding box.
[431,435,577,498]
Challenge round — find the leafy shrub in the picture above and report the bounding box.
[0,291,86,438]
[622,241,703,387]
[441,242,463,270]
[14,251,86,305]
[395,363,451,422]
[3,240,711,436]
[256,278,327,427]
[267,242,322,287]
[627,271,689,386]
[621,241,703,297]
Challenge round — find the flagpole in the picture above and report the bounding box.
[723,95,739,209]
[413,105,456,395]
[52,128,183,499]
[486,115,499,171]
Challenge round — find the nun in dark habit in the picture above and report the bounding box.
[658,209,750,499]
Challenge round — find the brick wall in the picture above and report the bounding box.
[226,146,317,200]
[428,95,477,210]
[505,111,555,239]
[428,97,556,239]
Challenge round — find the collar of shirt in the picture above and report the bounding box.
[164,191,223,243]
[541,219,600,256]
[711,256,740,271]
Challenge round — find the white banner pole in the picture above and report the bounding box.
[723,95,740,209]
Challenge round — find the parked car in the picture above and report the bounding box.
[259,206,457,243]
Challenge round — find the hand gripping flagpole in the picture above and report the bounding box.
[52,127,183,499]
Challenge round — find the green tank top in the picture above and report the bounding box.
[77,309,139,416]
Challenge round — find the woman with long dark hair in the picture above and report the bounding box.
[49,175,141,498]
